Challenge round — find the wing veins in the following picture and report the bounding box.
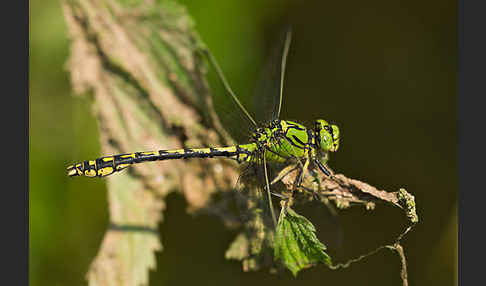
[202,49,257,127]
[277,29,292,119]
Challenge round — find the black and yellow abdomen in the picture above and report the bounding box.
[67,143,258,178]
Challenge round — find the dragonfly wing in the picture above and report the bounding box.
[234,153,281,225]
[201,47,258,144]
[200,27,292,143]
[263,150,278,227]
[253,27,292,125]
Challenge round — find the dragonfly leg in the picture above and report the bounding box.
[270,163,298,185]
[270,191,290,200]
[296,185,321,201]
[314,158,334,179]
[295,158,310,187]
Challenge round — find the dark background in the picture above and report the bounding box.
[30,0,457,285]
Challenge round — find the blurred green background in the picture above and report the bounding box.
[30,0,457,285]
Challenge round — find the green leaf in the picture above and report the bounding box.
[274,207,332,276]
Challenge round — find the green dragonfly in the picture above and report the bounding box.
[67,30,341,227]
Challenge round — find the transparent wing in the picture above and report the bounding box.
[200,27,292,143]
[212,89,256,144]
[202,48,257,143]
[234,154,284,225]
[253,27,292,125]
[263,150,278,227]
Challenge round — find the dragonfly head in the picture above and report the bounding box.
[314,119,340,152]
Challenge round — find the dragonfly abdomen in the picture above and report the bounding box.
[67,144,258,178]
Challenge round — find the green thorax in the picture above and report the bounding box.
[239,120,313,164]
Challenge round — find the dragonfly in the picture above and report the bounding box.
[66,30,341,227]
